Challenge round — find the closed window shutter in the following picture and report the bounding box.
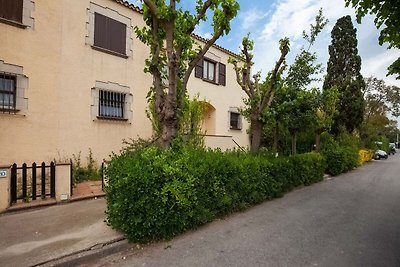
[94,13,108,49]
[195,59,204,78]
[1,0,23,23]
[219,63,226,86]
[109,18,126,55]
[94,13,127,55]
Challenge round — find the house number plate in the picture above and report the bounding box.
[0,170,7,178]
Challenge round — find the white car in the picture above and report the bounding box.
[374,149,388,160]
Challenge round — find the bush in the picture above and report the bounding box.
[72,149,101,183]
[105,145,325,243]
[320,133,359,176]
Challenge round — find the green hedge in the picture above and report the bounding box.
[105,146,325,243]
[321,134,359,176]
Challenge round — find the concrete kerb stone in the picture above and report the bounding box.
[33,237,129,267]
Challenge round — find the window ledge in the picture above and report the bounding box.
[0,18,27,29]
[229,127,242,131]
[91,46,128,59]
[96,116,128,122]
[201,78,219,86]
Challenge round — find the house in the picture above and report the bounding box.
[0,0,250,166]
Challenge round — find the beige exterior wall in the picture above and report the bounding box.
[0,0,249,167]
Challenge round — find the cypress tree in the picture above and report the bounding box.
[323,15,365,134]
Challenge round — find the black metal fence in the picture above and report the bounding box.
[10,162,55,204]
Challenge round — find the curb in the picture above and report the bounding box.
[4,194,106,215]
[33,237,129,267]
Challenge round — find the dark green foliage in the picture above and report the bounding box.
[105,145,324,243]
[345,0,400,79]
[323,15,365,134]
[320,133,359,176]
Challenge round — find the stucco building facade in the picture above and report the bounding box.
[0,0,250,166]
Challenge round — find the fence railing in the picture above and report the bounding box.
[10,162,55,204]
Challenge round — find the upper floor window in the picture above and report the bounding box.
[0,73,16,113]
[195,58,226,86]
[94,12,127,56]
[0,0,23,24]
[203,59,216,82]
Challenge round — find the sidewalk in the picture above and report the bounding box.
[0,198,122,267]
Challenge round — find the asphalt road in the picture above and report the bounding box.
[92,154,400,267]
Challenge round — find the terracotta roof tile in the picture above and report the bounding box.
[111,0,242,59]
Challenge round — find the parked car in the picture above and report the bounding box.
[374,149,388,160]
[389,143,396,155]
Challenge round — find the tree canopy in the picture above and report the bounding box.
[323,15,365,134]
[136,0,239,148]
[345,0,400,79]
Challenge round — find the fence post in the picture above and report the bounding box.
[70,159,73,196]
[32,162,37,200]
[50,162,56,198]
[55,163,71,202]
[101,162,104,191]
[22,163,27,202]
[0,165,13,211]
[11,164,17,204]
[41,162,46,198]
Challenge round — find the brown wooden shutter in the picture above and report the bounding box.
[195,59,203,78]
[109,19,126,55]
[1,0,23,23]
[94,13,127,55]
[94,13,108,49]
[219,63,226,86]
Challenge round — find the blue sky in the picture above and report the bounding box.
[128,0,400,124]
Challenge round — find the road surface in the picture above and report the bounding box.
[89,154,400,267]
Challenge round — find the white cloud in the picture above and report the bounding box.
[239,8,269,31]
[247,0,400,89]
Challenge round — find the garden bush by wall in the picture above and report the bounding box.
[320,133,359,176]
[105,146,325,243]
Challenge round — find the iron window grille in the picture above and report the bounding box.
[0,72,16,114]
[98,90,126,120]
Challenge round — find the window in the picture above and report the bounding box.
[195,58,226,86]
[203,60,216,81]
[91,81,133,123]
[94,12,127,56]
[0,73,16,112]
[86,3,133,58]
[229,111,242,130]
[0,0,23,23]
[98,90,126,120]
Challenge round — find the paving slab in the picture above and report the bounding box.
[0,198,122,267]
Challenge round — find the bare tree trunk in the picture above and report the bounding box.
[159,96,179,149]
[315,129,322,152]
[250,119,263,153]
[290,130,297,155]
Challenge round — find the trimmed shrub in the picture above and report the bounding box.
[358,149,374,165]
[105,146,325,243]
[320,133,359,176]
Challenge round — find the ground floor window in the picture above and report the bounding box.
[0,72,16,112]
[229,111,242,130]
[98,90,126,119]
